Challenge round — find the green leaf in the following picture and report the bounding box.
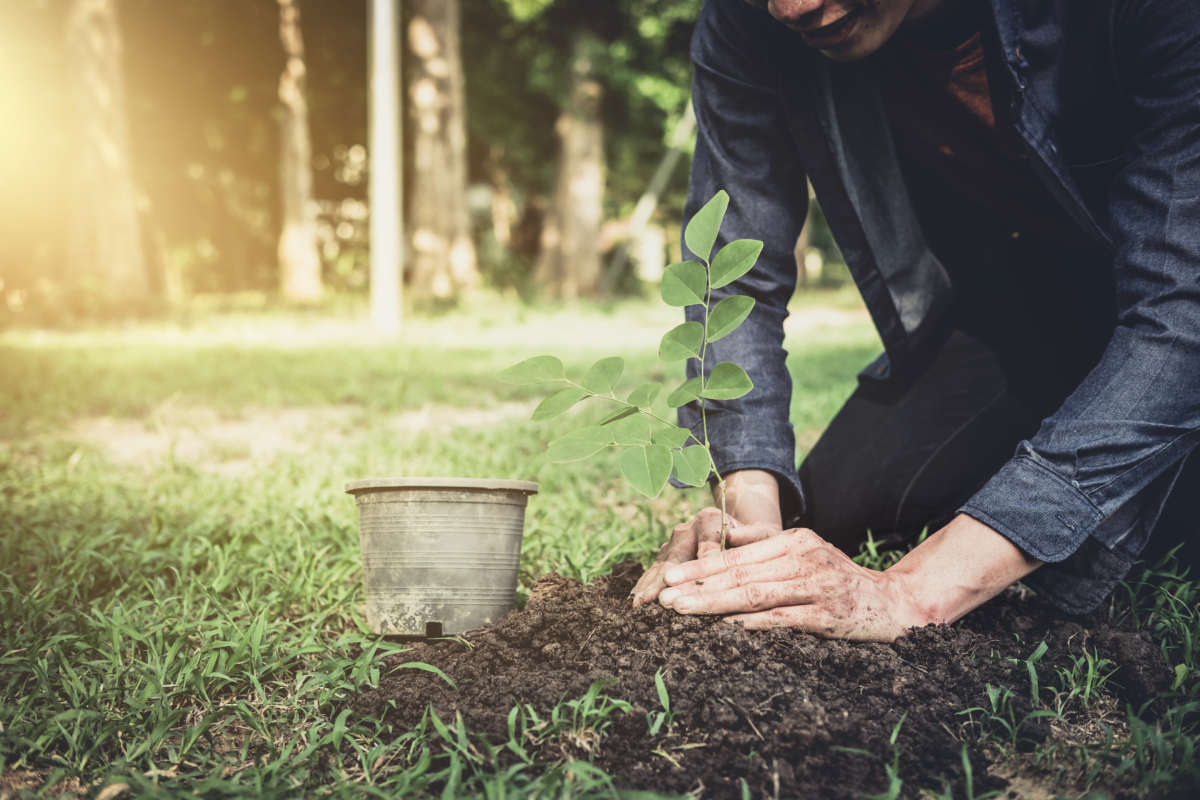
[626,383,661,409]
[582,356,623,395]
[610,414,652,446]
[531,387,587,421]
[619,445,673,498]
[547,426,612,462]
[666,377,702,408]
[684,190,729,262]
[706,295,755,342]
[654,669,670,712]
[701,362,753,400]
[397,661,457,690]
[652,425,693,448]
[331,707,351,748]
[599,406,639,426]
[659,322,704,362]
[709,239,763,289]
[499,356,563,385]
[672,445,711,487]
[660,261,708,307]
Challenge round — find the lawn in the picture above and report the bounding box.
[1,294,1196,798]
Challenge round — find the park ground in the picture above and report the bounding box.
[1,292,1197,798]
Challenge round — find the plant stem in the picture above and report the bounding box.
[698,255,726,549]
[718,478,728,550]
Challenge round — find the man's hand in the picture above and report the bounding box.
[629,507,743,607]
[657,527,925,640]
[629,469,784,607]
[655,514,1042,641]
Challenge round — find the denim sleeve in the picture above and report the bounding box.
[962,0,1200,562]
[672,0,810,521]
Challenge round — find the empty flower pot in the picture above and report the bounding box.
[345,477,538,636]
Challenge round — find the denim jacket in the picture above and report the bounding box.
[678,0,1200,611]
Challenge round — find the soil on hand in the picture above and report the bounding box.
[350,562,1171,798]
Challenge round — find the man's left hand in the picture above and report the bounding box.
[656,514,1043,642]
[657,527,926,641]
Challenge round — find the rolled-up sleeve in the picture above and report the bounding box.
[962,0,1200,563]
[673,0,811,520]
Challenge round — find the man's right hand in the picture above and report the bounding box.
[630,469,785,607]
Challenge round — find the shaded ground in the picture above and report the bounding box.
[352,562,1174,799]
[60,401,528,476]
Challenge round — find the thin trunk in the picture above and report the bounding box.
[489,145,515,249]
[794,226,811,289]
[277,0,322,303]
[407,0,477,299]
[794,181,817,289]
[369,0,403,334]
[535,33,605,300]
[65,0,149,306]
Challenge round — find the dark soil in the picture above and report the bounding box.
[349,561,1171,798]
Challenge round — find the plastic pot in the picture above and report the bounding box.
[345,477,538,636]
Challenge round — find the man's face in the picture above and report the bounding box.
[743,0,943,61]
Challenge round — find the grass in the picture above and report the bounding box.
[1,293,1196,798]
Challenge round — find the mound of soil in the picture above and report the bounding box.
[350,562,1170,798]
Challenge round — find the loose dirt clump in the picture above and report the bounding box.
[350,562,1170,798]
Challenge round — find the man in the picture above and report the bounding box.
[630,0,1200,640]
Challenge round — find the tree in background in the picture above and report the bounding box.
[66,0,149,307]
[0,0,844,324]
[120,0,282,296]
[406,0,478,300]
[276,0,323,303]
[534,32,606,299]
[469,0,700,299]
[605,102,695,292]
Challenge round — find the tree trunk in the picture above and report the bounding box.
[794,181,818,289]
[535,33,606,300]
[794,226,811,289]
[488,145,515,250]
[276,0,322,303]
[65,0,149,307]
[406,0,477,300]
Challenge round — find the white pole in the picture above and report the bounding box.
[369,0,403,334]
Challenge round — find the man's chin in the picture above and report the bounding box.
[811,38,878,62]
[804,16,888,61]
[815,45,868,61]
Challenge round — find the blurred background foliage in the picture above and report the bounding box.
[0,0,846,326]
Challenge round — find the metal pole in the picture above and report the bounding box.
[369,0,402,334]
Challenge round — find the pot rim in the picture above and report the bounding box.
[345,476,539,495]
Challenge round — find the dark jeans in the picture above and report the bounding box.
[795,330,1199,574]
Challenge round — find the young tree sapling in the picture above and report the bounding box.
[501,190,761,547]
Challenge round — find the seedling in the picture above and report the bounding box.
[1051,648,1118,713]
[502,190,761,546]
[646,668,675,736]
[958,681,1059,752]
[832,712,907,800]
[1011,640,1050,706]
[505,679,633,759]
